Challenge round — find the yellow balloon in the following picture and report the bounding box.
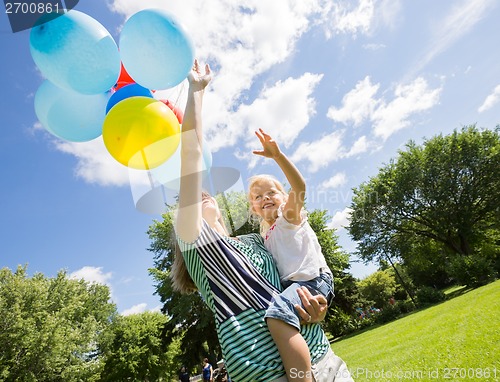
[103,97,181,169]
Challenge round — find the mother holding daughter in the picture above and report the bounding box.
[172,60,353,382]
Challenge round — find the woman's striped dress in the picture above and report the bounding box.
[178,221,330,381]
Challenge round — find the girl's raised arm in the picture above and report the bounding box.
[253,128,306,225]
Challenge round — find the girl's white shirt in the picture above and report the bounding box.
[264,204,330,282]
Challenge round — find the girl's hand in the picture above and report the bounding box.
[253,128,282,159]
[188,59,211,91]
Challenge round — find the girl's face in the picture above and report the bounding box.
[249,179,286,223]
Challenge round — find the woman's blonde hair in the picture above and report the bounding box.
[171,242,198,293]
[247,174,288,237]
[170,191,230,294]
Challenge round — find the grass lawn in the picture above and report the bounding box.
[331,280,500,381]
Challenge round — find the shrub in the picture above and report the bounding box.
[376,304,401,324]
[398,299,417,314]
[326,307,355,338]
[416,286,445,305]
[449,254,497,287]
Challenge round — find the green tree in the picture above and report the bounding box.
[348,126,500,287]
[379,260,415,302]
[0,266,116,382]
[99,311,173,382]
[357,270,396,309]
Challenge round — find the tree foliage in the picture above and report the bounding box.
[348,126,500,287]
[99,311,173,382]
[357,270,396,309]
[0,266,116,382]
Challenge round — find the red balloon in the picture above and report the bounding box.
[161,99,184,124]
[114,63,135,90]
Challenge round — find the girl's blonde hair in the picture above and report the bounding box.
[247,174,288,237]
[170,191,230,294]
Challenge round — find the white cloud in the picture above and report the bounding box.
[288,130,375,173]
[54,138,130,186]
[319,172,347,189]
[121,303,162,316]
[290,130,346,173]
[375,0,402,30]
[227,73,323,154]
[319,0,402,39]
[478,84,500,113]
[410,0,497,76]
[69,266,116,302]
[328,76,441,141]
[327,76,380,126]
[320,0,375,38]
[328,207,353,230]
[121,303,148,316]
[69,266,113,285]
[53,136,158,191]
[372,77,442,139]
[347,135,371,156]
[292,76,440,174]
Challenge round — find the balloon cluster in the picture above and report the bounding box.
[30,8,194,170]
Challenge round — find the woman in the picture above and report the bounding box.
[202,358,213,382]
[173,60,353,382]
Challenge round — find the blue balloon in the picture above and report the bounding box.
[30,10,120,94]
[119,9,194,90]
[106,83,153,113]
[34,80,110,142]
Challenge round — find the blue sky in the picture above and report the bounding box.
[1,0,499,315]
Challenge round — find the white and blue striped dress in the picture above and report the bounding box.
[178,221,330,382]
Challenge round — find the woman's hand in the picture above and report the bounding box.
[188,59,211,92]
[295,286,328,324]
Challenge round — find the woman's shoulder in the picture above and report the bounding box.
[177,220,223,249]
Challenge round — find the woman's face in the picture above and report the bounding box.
[201,193,221,222]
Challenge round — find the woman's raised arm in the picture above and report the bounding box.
[175,60,212,242]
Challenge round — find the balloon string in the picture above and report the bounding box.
[146,170,155,190]
[160,184,167,207]
[170,81,186,109]
[176,82,185,106]
[140,149,151,172]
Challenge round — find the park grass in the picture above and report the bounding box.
[331,280,500,381]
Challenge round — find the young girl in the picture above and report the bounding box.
[249,128,335,382]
